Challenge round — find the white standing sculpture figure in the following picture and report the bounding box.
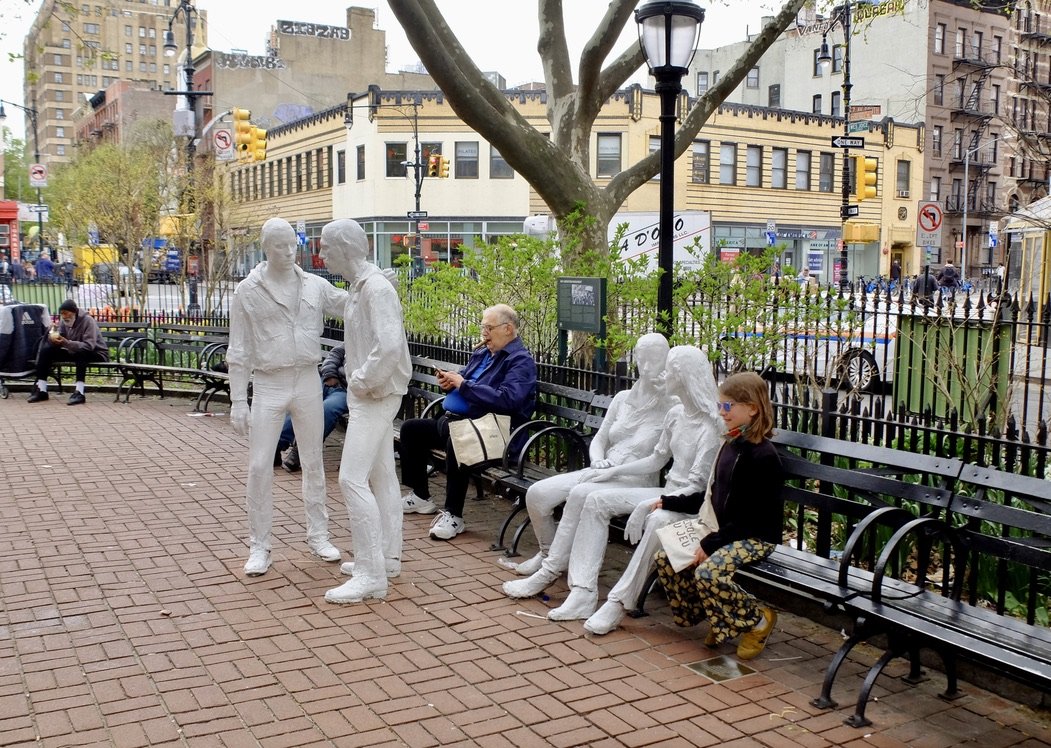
[584,350,725,634]
[504,333,674,578]
[504,346,724,622]
[228,217,349,577]
[319,219,412,604]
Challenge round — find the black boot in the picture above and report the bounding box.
[282,443,301,473]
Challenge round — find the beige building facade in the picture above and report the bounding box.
[24,0,206,164]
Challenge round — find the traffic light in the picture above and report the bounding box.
[249,126,267,161]
[232,108,252,155]
[854,155,878,201]
[427,155,439,177]
[438,155,450,178]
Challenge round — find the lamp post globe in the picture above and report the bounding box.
[635,0,704,338]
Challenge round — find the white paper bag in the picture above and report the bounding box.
[655,518,712,573]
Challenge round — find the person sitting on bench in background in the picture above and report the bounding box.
[274,344,350,473]
[28,299,107,406]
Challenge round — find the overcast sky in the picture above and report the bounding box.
[1,0,780,143]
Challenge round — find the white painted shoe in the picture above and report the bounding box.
[243,549,271,577]
[548,587,599,621]
[510,552,544,576]
[402,493,438,514]
[584,600,626,636]
[324,576,388,604]
[428,511,465,540]
[502,567,560,599]
[308,540,341,562]
[340,558,401,578]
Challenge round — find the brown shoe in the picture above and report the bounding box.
[704,629,719,647]
[737,607,777,660]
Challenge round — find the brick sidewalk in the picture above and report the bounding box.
[1,395,1049,747]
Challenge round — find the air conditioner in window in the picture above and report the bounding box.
[896,189,910,198]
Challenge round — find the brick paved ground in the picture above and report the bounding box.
[1,394,1050,747]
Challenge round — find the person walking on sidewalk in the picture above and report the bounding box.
[228,217,348,577]
[28,299,107,405]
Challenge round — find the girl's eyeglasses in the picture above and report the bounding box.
[718,401,737,413]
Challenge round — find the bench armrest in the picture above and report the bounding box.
[869,516,965,604]
[837,506,918,589]
[506,422,590,478]
[420,395,446,420]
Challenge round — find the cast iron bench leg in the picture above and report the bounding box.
[491,496,525,553]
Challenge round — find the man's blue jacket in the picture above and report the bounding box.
[452,337,537,427]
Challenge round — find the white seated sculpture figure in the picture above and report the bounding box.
[585,354,727,634]
[229,217,349,577]
[504,345,724,622]
[504,333,673,578]
[319,219,412,604]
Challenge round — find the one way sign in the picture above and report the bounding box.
[831,136,865,149]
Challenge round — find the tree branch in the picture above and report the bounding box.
[538,0,573,100]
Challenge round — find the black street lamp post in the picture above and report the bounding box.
[636,0,705,338]
[163,0,210,177]
[0,99,45,261]
[817,0,853,290]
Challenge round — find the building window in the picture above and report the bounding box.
[955,28,966,58]
[596,133,621,177]
[125,24,132,36]
[62,38,70,48]
[953,128,963,159]
[149,62,156,73]
[125,42,132,53]
[385,143,407,177]
[455,141,479,178]
[768,84,781,108]
[896,160,911,194]
[746,66,759,88]
[795,150,812,190]
[148,27,156,39]
[139,61,146,72]
[812,94,822,114]
[771,148,787,189]
[648,136,660,181]
[125,61,132,71]
[930,176,941,201]
[57,145,65,156]
[934,74,945,106]
[951,178,962,208]
[986,181,996,207]
[696,71,709,96]
[54,72,63,83]
[831,91,841,117]
[932,125,943,156]
[746,145,763,187]
[819,152,835,192]
[295,154,303,192]
[935,23,946,54]
[139,43,146,55]
[813,49,824,76]
[991,84,1000,115]
[55,109,64,120]
[84,22,99,34]
[972,30,983,60]
[54,90,64,101]
[833,45,844,73]
[719,142,737,185]
[993,35,1003,63]
[148,45,155,56]
[139,26,146,37]
[355,147,364,181]
[691,140,709,183]
[490,145,513,178]
[163,64,169,75]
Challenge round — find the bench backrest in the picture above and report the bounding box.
[949,465,1051,625]
[154,323,228,368]
[772,430,963,560]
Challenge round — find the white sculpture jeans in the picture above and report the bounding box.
[338,392,403,580]
[527,471,651,557]
[605,508,690,609]
[245,367,328,553]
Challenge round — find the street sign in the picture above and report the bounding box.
[28,204,49,213]
[418,222,430,231]
[831,136,865,149]
[213,128,234,162]
[407,210,428,220]
[296,219,306,233]
[847,121,869,134]
[28,163,48,188]
[765,231,777,246]
[840,204,860,219]
[916,200,944,248]
[766,218,776,232]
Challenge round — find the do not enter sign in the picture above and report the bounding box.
[213,129,234,161]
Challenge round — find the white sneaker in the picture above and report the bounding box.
[308,540,341,562]
[502,567,560,598]
[402,493,438,514]
[340,558,401,578]
[429,511,465,540]
[584,600,626,636]
[243,549,271,577]
[324,576,388,604]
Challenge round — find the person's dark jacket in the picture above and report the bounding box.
[913,273,938,297]
[318,344,348,389]
[454,337,537,427]
[56,309,108,359]
[937,265,960,289]
[696,437,784,556]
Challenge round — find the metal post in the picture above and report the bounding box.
[962,143,970,278]
[29,104,44,262]
[411,104,422,262]
[839,0,852,291]
[655,72,679,337]
[181,0,196,177]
